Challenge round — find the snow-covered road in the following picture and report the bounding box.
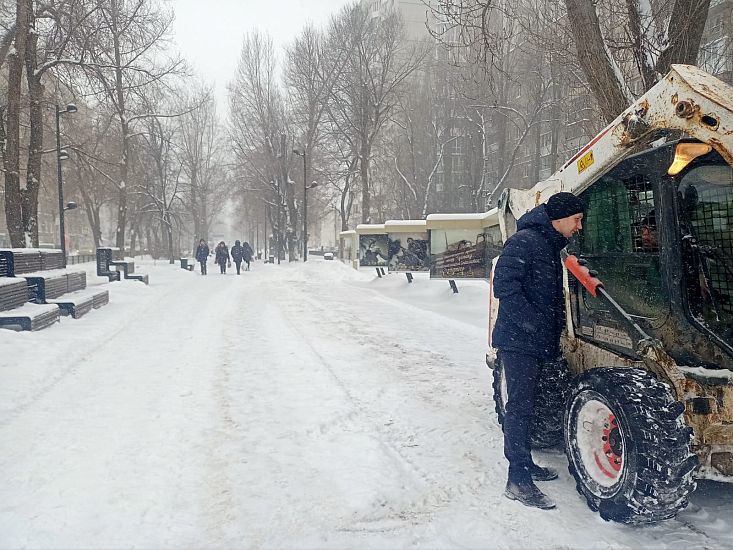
[1,259,732,548]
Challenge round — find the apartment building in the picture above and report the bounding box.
[362,0,437,40]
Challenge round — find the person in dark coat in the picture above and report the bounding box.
[215,241,230,274]
[242,242,253,271]
[231,240,244,275]
[195,238,209,275]
[492,192,585,510]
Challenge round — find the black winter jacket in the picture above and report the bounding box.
[196,245,209,262]
[215,245,230,264]
[242,243,253,262]
[491,204,567,359]
[231,245,243,262]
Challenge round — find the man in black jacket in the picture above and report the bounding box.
[231,240,244,275]
[195,239,209,275]
[492,192,584,510]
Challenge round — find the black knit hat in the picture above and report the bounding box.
[545,192,585,221]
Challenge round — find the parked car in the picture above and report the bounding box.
[323,252,334,260]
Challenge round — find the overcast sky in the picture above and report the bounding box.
[171,0,353,114]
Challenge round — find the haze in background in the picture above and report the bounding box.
[172,0,353,113]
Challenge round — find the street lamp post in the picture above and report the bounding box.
[293,149,318,262]
[56,103,77,266]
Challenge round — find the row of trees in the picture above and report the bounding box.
[0,0,231,260]
[229,0,715,258]
[1,0,718,259]
[228,4,430,261]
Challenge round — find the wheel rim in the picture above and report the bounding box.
[574,397,626,493]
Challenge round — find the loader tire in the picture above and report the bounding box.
[564,367,697,524]
[492,355,570,449]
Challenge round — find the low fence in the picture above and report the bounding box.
[67,254,96,265]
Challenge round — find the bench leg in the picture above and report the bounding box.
[375,268,382,278]
[449,280,458,294]
[406,273,413,283]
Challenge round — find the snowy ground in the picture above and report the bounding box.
[1,258,732,549]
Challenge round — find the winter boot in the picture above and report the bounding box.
[531,464,558,481]
[504,480,556,510]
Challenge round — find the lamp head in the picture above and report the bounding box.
[58,149,70,161]
[65,104,78,113]
[65,201,78,211]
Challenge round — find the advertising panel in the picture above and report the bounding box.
[430,229,487,279]
[341,236,352,265]
[359,234,388,266]
[387,232,430,272]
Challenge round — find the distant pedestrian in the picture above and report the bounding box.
[242,241,253,271]
[195,239,209,275]
[231,240,244,275]
[215,241,230,274]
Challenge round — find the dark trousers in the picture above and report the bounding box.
[200,260,207,275]
[220,262,226,273]
[500,351,542,484]
[235,260,242,274]
[245,260,250,271]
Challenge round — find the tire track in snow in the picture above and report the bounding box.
[271,283,513,536]
[270,277,729,550]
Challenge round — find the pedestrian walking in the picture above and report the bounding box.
[491,192,585,510]
[231,240,244,275]
[195,239,209,275]
[215,241,230,274]
[242,241,253,271]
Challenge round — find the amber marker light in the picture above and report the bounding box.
[668,143,713,175]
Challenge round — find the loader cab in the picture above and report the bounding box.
[569,140,733,370]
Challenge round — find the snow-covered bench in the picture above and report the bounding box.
[21,269,109,319]
[0,278,59,331]
[179,258,195,271]
[97,248,149,284]
[47,288,109,318]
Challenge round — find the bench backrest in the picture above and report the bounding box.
[0,250,43,277]
[0,278,28,311]
[40,250,64,270]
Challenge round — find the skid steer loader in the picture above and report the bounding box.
[487,65,733,524]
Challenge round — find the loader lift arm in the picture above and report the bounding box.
[498,65,733,242]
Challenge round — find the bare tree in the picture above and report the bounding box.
[325,3,428,224]
[228,30,296,261]
[77,0,184,250]
[137,108,184,263]
[178,82,229,248]
[67,109,119,248]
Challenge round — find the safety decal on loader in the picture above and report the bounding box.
[577,149,594,174]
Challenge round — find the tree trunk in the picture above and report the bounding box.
[281,133,297,262]
[4,0,30,248]
[24,23,42,248]
[111,0,129,251]
[564,0,631,123]
[360,140,371,223]
[191,165,201,241]
[656,0,711,75]
[165,211,175,264]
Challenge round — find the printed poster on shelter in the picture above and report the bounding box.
[388,232,430,272]
[359,234,388,266]
[430,229,487,279]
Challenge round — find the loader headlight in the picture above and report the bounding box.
[668,143,713,175]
